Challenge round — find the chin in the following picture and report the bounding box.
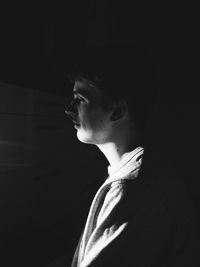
[77,129,97,144]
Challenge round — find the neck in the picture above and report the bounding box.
[97,127,140,168]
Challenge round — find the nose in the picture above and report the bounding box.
[65,99,77,116]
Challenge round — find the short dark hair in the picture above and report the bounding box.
[68,45,159,131]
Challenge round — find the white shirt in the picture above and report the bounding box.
[78,146,144,267]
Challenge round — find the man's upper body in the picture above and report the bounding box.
[65,46,200,267]
[70,146,200,267]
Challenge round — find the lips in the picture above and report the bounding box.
[68,113,80,127]
[73,120,80,126]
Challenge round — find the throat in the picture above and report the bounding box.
[97,141,139,168]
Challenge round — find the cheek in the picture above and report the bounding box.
[79,105,110,130]
[91,111,109,130]
[79,108,92,125]
[82,114,97,129]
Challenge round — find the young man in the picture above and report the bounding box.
[65,46,199,267]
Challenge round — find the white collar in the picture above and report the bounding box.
[106,146,144,184]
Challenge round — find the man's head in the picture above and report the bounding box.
[65,45,159,145]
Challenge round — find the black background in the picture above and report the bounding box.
[0,8,200,267]
[0,11,199,99]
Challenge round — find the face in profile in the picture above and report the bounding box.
[66,80,113,145]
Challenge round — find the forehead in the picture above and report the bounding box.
[73,80,101,98]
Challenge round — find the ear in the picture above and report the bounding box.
[110,99,128,122]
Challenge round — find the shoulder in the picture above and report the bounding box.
[108,170,198,223]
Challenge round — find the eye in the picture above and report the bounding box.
[73,95,85,104]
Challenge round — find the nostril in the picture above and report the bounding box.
[65,99,77,115]
[65,106,77,119]
[65,109,73,116]
[65,102,73,115]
